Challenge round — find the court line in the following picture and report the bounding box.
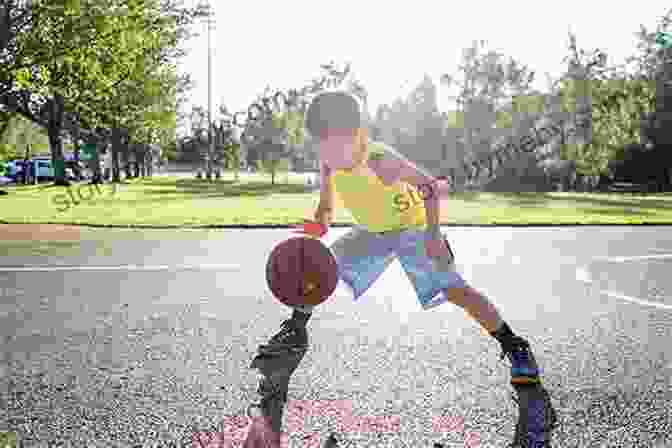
[593,254,672,262]
[576,266,672,311]
[0,263,242,272]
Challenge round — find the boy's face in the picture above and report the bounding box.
[318,128,359,170]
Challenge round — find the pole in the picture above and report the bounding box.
[207,2,214,180]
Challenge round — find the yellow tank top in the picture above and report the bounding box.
[330,144,426,232]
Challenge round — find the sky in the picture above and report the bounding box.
[176,1,670,133]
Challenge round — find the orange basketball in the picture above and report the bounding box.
[265,236,339,307]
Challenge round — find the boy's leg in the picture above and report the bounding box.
[394,229,541,383]
[443,286,541,383]
[259,227,395,355]
[445,286,558,446]
[442,286,504,333]
[257,307,313,355]
[329,226,398,301]
[396,230,556,445]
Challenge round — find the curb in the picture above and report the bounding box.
[2,222,672,230]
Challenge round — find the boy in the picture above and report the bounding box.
[258,91,556,446]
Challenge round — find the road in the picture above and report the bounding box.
[0,227,671,447]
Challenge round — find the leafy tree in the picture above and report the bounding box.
[554,9,670,189]
[0,113,49,157]
[633,8,672,189]
[438,40,537,189]
[256,141,288,186]
[236,61,353,178]
[440,40,536,184]
[5,1,137,184]
[4,0,208,185]
[67,0,206,182]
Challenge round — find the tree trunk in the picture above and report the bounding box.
[86,135,102,184]
[47,94,69,186]
[72,125,81,179]
[144,148,151,177]
[23,144,31,185]
[111,127,122,182]
[122,138,132,180]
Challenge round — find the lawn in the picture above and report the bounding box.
[2,172,672,226]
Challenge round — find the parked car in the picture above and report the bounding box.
[6,160,27,182]
[32,158,54,181]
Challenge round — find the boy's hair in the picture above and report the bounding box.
[305,90,368,138]
[306,90,370,168]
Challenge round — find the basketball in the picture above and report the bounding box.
[265,236,339,307]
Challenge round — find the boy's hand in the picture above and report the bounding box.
[426,236,455,263]
[293,219,328,238]
[314,205,332,227]
[292,213,329,237]
[426,237,448,258]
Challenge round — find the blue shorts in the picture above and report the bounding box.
[328,226,468,310]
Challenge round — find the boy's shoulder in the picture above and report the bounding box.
[366,141,411,184]
[368,141,403,162]
[368,142,387,161]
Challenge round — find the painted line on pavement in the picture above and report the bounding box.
[576,265,672,311]
[593,254,672,263]
[0,264,242,272]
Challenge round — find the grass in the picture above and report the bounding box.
[2,171,672,226]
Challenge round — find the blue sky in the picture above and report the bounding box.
[176,1,670,132]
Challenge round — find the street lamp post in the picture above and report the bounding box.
[206,1,214,181]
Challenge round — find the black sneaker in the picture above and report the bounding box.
[510,384,558,447]
[500,336,541,386]
[258,319,308,355]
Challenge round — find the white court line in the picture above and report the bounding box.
[576,266,672,311]
[0,263,241,272]
[593,254,672,262]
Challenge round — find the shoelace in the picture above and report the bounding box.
[500,339,530,362]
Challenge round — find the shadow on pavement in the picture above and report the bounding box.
[577,207,655,217]
[139,180,313,199]
[450,192,672,211]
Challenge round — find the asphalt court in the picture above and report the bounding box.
[1,227,672,447]
[579,253,672,310]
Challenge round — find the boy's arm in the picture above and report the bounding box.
[317,160,334,213]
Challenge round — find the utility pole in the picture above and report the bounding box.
[206,1,214,181]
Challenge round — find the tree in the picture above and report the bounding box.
[0,113,49,155]
[3,1,142,184]
[67,0,205,182]
[232,62,346,181]
[555,10,670,189]
[634,8,672,190]
[4,0,208,185]
[257,141,288,186]
[440,39,536,188]
[399,75,445,171]
[0,1,118,97]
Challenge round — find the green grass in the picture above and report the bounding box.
[2,172,672,226]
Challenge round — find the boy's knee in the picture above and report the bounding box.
[443,286,475,306]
